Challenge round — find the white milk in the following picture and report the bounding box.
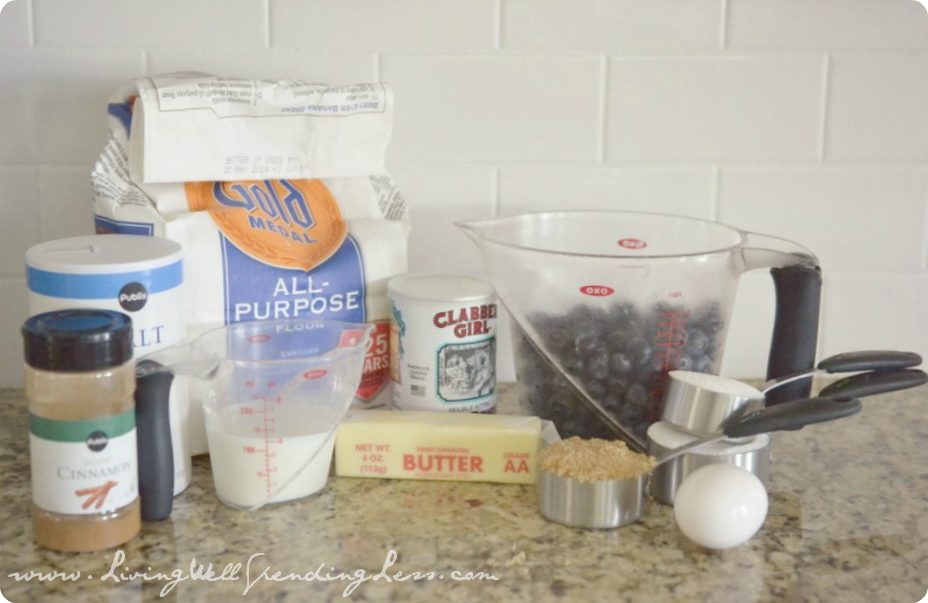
[206,417,336,509]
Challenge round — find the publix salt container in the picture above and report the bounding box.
[388,273,498,413]
[25,235,191,495]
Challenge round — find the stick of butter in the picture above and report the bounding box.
[335,410,556,484]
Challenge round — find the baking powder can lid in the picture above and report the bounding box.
[387,273,496,304]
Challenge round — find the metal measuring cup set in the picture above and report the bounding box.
[538,350,927,529]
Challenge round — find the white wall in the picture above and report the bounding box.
[1,0,927,386]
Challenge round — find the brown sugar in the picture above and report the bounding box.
[538,437,657,482]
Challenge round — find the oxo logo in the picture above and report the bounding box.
[618,238,647,250]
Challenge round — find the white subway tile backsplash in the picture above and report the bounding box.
[38,166,95,241]
[718,271,777,379]
[33,0,266,48]
[718,167,928,272]
[0,166,42,277]
[0,279,29,387]
[0,49,145,163]
[0,0,30,47]
[821,273,928,361]
[503,0,723,54]
[149,50,376,84]
[728,0,928,51]
[271,0,496,52]
[498,167,715,218]
[383,56,602,164]
[0,0,927,386]
[827,55,928,162]
[388,167,495,275]
[608,57,824,162]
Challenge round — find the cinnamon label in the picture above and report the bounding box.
[29,410,138,515]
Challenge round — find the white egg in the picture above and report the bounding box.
[673,464,769,550]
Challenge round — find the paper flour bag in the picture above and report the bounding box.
[92,74,409,453]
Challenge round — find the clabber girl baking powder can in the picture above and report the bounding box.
[388,273,498,413]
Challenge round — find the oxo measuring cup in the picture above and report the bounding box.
[137,318,373,512]
[459,211,822,451]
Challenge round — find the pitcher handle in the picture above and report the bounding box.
[135,359,175,521]
[741,232,822,406]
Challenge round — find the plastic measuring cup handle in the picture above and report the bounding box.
[135,359,175,522]
[724,396,862,438]
[818,369,928,399]
[817,350,922,373]
[766,265,822,406]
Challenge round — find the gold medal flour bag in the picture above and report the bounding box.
[92,74,409,451]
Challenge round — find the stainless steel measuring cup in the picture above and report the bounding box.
[537,396,862,529]
[660,350,925,436]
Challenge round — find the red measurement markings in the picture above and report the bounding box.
[654,310,689,370]
[649,310,690,419]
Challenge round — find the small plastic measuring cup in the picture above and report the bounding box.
[140,318,373,510]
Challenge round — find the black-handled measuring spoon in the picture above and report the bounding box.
[763,350,921,394]
[657,396,862,464]
[819,368,928,398]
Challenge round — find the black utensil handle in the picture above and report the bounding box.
[817,351,922,373]
[766,265,822,406]
[819,369,928,398]
[725,396,862,438]
[135,359,174,522]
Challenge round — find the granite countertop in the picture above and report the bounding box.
[2,384,928,603]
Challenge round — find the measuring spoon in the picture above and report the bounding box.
[762,350,921,394]
[657,395,862,464]
[818,368,927,398]
[538,396,862,529]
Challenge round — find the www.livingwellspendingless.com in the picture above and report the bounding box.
[7,549,499,597]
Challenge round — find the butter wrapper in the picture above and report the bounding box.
[335,410,559,484]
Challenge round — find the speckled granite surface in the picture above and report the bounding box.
[2,384,927,603]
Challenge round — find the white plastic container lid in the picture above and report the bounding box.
[26,235,183,274]
[387,273,495,303]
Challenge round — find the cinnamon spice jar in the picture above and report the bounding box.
[23,309,140,552]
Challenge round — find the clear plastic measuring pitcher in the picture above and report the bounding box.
[458,211,821,451]
[137,318,373,510]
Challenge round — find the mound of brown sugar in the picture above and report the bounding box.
[539,437,657,482]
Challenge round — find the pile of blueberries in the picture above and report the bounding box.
[514,300,725,441]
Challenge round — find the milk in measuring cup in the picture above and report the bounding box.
[205,403,336,508]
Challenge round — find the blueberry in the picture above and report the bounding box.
[608,352,633,376]
[697,304,725,333]
[585,349,611,381]
[543,328,571,353]
[606,375,628,398]
[562,353,584,376]
[603,394,624,415]
[626,383,650,408]
[586,379,607,401]
[685,328,709,354]
[573,329,600,355]
[672,355,694,371]
[692,354,712,373]
[625,337,653,367]
[608,301,639,323]
[604,329,632,352]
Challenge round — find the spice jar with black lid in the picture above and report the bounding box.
[23,309,140,552]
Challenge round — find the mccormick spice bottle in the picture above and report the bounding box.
[23,309,140,552]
